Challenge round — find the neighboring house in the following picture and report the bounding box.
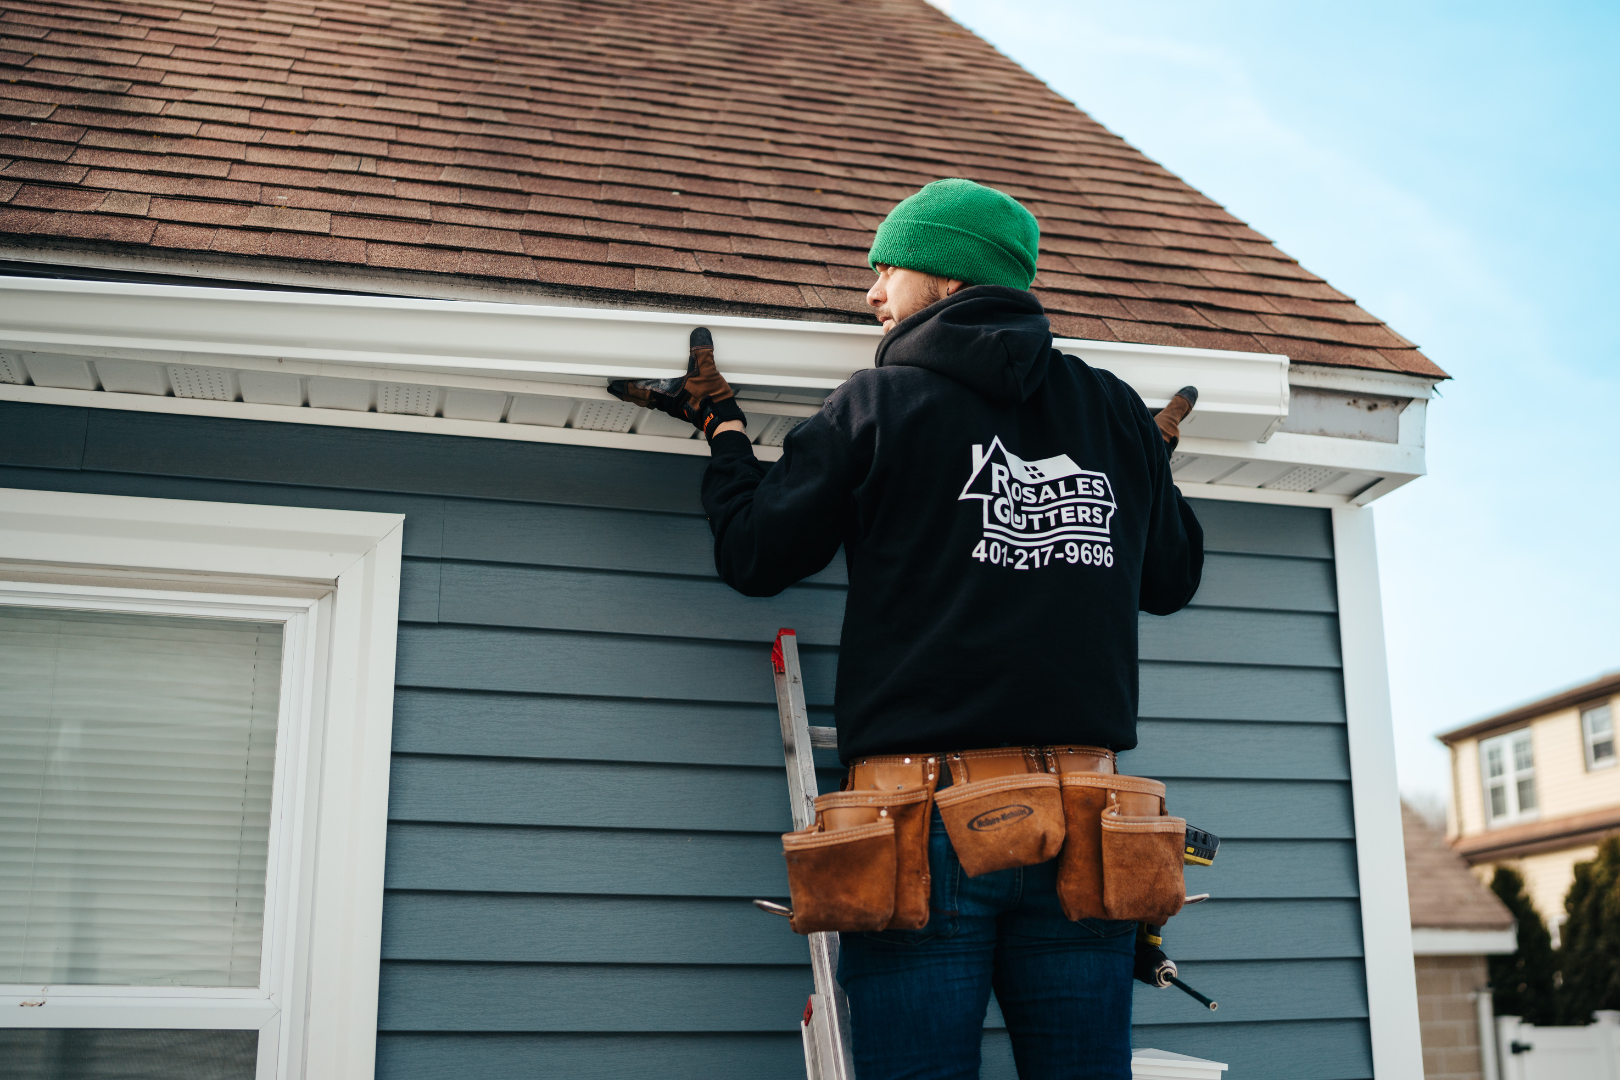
[1440,672,1620,938]
[0,2,1446,1079]
[1404,803,1517,1080]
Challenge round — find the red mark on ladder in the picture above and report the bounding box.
[772,628,796,675]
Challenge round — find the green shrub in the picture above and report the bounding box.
[1489,866,1560,1024]
[1556,836,1620,1023]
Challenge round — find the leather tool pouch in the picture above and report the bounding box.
[782,813,896,935]
[1049,748,1121,922]
[838,755,939,930]
[781,755,939,935]
[1097,780,1186,924]
[935,748,1064,877]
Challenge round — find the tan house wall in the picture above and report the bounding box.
[1417,954,1488,1080]
[1534,707,1618,819]
[1449,693,1620,931]
[1453,738,1484,838]
[1473,844,1601,938]
[1451,701,1619,841]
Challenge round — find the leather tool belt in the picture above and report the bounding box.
[780,745,1186,935]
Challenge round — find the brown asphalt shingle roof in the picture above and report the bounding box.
[0,0,1445,378]
[1403,803,1514,931]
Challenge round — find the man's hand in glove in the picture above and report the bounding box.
[608,327,746,440]
[1154,385,1198,453]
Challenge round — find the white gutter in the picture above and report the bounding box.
[0,276,1428,502]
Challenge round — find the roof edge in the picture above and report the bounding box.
[0,240,877,327]
[1438,670,1620,744]
[0,240,1445,382]
[1454,805,1620,863]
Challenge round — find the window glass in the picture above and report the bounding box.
[0,606,282,987]
[1513,736,1534,773]
[1583,703,1615,769]
[0,1029,256,1080]
[1480,729,1536,825]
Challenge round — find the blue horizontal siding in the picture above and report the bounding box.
[389,688,833,768]
[378,895,1362,966]
[0,403,1371,1078]
[374,1033,802,1080]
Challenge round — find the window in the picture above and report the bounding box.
[1583,702,1615,770]
[1,603,289,990]
[0,488,404,1080]
[1481,729,1537,826]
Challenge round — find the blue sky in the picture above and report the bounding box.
[949,0,1620,803]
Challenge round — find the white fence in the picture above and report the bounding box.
[1498,1012,1620,1080]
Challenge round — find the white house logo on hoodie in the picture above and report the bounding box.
[959,437,1118,570]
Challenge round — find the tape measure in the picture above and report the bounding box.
[1184,824,1219,866]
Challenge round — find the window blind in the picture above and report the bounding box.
[0,605,282,987]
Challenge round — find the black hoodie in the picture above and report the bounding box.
[702,286,1203,762]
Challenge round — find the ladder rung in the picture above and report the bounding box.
[808,725,838,749]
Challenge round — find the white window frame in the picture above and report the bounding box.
[1480,728,1538,826]
[1582,701,1615,771]
[0,487,404,1080]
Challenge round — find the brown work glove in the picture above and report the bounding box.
[1154,386,1198,453]
[608,327,746,440]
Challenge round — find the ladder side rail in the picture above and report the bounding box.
[773,630,818,833]
[772,631,857,1080]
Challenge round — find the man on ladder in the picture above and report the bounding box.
[611,178,1205,1080]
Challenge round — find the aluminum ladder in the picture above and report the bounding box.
[768,627,857,1080]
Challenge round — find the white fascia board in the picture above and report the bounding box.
[0,275,1431,500]
[1289,362,1441,400]
[1411,927,1519,956]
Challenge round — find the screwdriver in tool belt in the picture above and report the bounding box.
[1135,919,1216,1010]
[1129,821,1221,1009]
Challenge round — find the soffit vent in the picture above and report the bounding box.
[569,400,639,433]
[168,365,234,401]
[754,414,806,447]
[377,383,437,417]
[1264,465,1347,492]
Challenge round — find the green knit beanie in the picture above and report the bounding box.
[867,178,1040,290]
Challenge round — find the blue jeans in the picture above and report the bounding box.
[837,808,1136,1080]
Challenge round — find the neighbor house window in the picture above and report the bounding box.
[1481,729,1537,825]
[1583,702,1615,770]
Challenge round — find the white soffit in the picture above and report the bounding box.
[0,276,1433,503]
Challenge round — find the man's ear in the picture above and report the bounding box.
[944,279,966,296]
